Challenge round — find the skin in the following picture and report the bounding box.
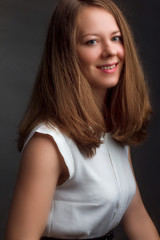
[76,6,125,102]
[5,134,68,240]
[5,6,159,240]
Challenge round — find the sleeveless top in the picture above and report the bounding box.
[23,123,136,239]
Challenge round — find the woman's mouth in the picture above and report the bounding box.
[97,63,118,73]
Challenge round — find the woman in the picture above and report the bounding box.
[5,0,159,239]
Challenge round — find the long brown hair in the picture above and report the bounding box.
[18,0,152,157]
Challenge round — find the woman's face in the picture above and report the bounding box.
[76,6,125,100]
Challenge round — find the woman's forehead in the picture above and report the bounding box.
[76,6,120,35]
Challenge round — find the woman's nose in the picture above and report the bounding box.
[101,43,117,58]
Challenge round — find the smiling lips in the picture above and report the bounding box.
[97,62,118,73]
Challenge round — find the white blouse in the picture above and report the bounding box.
[23,123,136,239]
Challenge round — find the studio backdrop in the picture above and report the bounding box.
[0,0,159,239]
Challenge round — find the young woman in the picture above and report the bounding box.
[5,0,160,239]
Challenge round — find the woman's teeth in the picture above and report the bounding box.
[100,64,116,70]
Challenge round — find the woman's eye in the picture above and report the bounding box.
[112,36,121,42]
[86,39,97,45]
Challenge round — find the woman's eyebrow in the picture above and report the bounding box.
[112,30,121,34]
[79,33,99,38]
[79,30,121,39]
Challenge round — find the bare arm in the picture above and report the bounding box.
[122,148,160,240]
[5,133,66,240]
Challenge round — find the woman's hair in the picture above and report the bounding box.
[18,0,152,157]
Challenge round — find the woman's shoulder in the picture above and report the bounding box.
[21,123,64,172]
[23,123,65,151]
[22,122,75,181]
[32,122,62,137]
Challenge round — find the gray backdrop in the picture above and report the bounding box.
[0,0,159,239]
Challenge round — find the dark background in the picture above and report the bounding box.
[0,0,159,239]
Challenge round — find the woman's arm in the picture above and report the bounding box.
[5,133,66,240]
[122,148,160,240]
